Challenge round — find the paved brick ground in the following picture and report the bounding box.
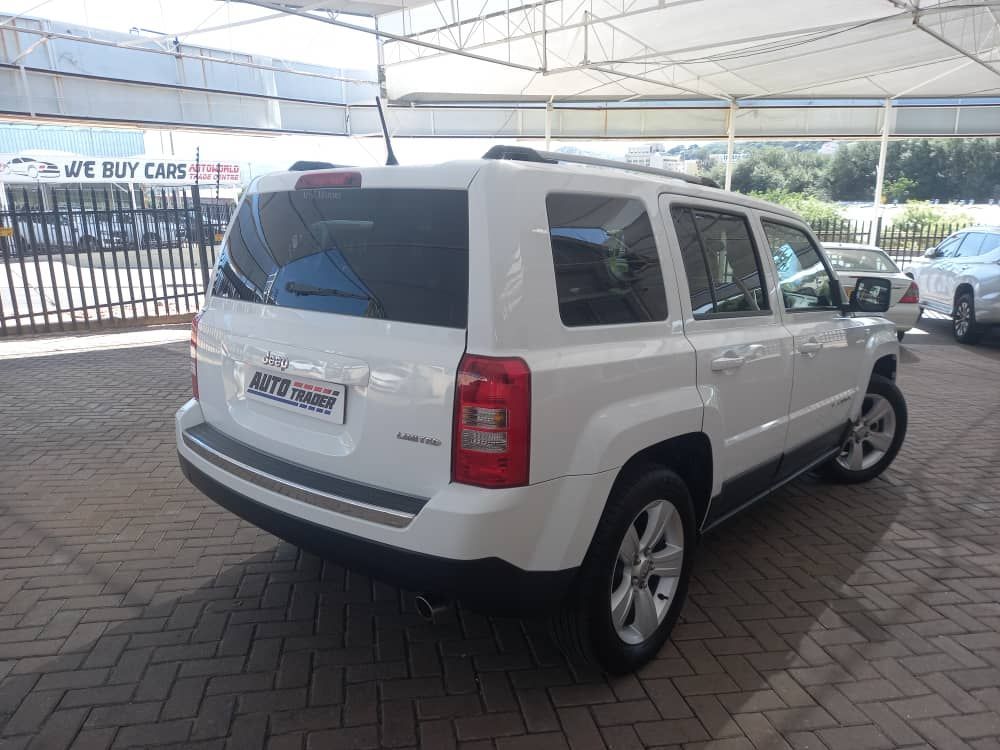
[1,319,999,750]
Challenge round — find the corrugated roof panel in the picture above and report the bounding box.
[0,125,145,156]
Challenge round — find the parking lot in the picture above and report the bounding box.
[0,319,998,750]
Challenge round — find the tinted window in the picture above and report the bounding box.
[671,206,768,317]
[763,221,837,310]
[956,232,986,257]
[212,188,469,328]
[546,194,667,327]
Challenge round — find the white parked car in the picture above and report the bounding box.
[823,243,921,341]
[177,147,906,673]
[905,227,1000,344]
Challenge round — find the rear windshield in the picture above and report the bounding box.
[826,249,899,273]
[211,188,469,328]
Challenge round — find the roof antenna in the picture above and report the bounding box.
[375,96,399,166]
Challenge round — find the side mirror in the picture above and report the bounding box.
[849,277,893,314]
[923,246,937,258]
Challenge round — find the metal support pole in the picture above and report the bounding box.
[375,17,388,99]
[724,101,737,191]
[871,98,891,244]
[192,147,210,292]
[545,98,553,150]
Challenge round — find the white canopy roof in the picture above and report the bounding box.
[254,0,1000,102]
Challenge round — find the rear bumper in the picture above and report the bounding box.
[174,400,617,614]
[885,302,921,331]
[180,453,575,614]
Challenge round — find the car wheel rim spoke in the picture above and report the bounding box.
[866,398,892,426]
[611,498,685,645]
[640,501,672,550]
[866,430,892,452]
[847,440,864,470]
[618,526,640,565]
[632,587,659,639]
[649,545,683,576]
[611,580,634,629]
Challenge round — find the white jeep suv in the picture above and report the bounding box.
[177,147,906,673]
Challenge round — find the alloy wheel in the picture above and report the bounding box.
[955,300,971,338]
[836,393,897,473]
[610,499,684,645]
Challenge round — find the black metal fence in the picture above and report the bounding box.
[0,187,973,337]
[811,217,966,264]
[1,184,234,336]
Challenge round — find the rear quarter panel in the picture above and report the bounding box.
[465,162,704,485]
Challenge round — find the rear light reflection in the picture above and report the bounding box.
[294,171,362,189]
[452,354,531,488]
[190,311,203,400]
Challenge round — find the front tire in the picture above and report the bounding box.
[820,374,907,484]
[554,466,696,673]
[896,330,905,342]
[953,293,984,344]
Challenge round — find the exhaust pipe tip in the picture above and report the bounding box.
[414,593,451,623]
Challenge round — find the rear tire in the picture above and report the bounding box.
[553,465,696,674]
[953,293,984,344]
[819,374,907,485]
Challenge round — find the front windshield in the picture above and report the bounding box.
[826,249,899,273]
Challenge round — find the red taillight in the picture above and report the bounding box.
[900,281,919,304]
[452,354,531,488]
[294,171,362,189]
[190,311,203,400]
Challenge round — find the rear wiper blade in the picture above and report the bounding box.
[285,282,369,301]
[284,281,386,319]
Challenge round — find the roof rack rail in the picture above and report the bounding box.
[482,145,719,189]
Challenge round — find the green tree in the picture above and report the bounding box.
[893,201,971,230]
[727,148,828,196]
[750,189,843,225]
[885,176,916,203]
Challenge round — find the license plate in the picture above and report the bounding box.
[246,370,346,424]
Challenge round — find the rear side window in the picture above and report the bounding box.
[545,194,668,327]
[212,188,469,328]
[981,232,1000,255]
[671,206,769,317]
[956,232,986,257]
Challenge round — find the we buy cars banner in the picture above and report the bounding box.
[0,154,241,185]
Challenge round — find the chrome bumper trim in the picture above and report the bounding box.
[182,429,414,528]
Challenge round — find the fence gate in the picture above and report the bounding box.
[0,184,234,336]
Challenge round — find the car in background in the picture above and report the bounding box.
[905,227,1000,344]
[824,243,920,341]
[1,157,60,179]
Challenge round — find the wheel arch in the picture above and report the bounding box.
[954,282,975,308]
[872,353,897,382]
[613,432,714,530]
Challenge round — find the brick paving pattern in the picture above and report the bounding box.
[0,319,998,749]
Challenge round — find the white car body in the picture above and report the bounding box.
[905,227,1000,341]
[176,154,901,619]
[823,243,921,335]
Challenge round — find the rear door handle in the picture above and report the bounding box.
[711,352,746,371]
[799,339,823,356]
